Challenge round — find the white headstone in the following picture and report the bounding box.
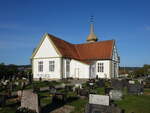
[109,90,123,100]
[129,80,135,84]
[75,83,82,89]
[89,94,109,106]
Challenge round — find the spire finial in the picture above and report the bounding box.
[86,16,98,43]
[90,15,94,33]
[90,15,94,23]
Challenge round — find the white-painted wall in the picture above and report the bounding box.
[95,60,111,79]
[34,35,60,58]
[70,59,90,79]
[32,35,61,79]
[33,58,61,79]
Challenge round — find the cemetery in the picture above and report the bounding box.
[0,77,150,113]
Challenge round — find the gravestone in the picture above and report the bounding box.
[55,83,66,89]
[17,90,23,99]
[122,79,128,87]
[65,85,73,92]
[109,90,123,101]
[52,92,67,105]
[0,94,6,107]
[111,79,124,90]
[75,83,82,89]
[49,86,56,94]
[15,81,19,86]
[33,85,40,93]
[105,87,113,95]
[89,94,109,106]
[78,89,89,97]
[89,82,94,89]
[21,90,40,113]
[144,80,150,88]
[86,94,122,113]
[85,104,123,113]
[73,83,82,92]
[127,84,143,95]
[129,80,135,84]
[97,79,105,88]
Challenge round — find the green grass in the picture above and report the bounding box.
[115,94,150,113]
[25,81,61,89]
[0,106,17,113]
[96,87,105,95]
[0,99,19,113]
[68,98,88,113]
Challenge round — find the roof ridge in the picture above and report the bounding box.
[75,40,114,45]
[48,33,73,45]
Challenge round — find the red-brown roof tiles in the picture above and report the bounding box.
[48,34,114,63]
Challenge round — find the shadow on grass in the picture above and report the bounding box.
[5,101,20,108]
[42,96,79,113]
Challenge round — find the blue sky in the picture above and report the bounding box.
[0,0,150,67]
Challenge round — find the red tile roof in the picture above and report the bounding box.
[48,34,114,64]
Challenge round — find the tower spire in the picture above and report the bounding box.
[86,16,98,43]
[90,16,94,33]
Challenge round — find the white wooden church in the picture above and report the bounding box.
[31,22,120,80]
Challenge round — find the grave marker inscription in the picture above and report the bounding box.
[89,94,109,106]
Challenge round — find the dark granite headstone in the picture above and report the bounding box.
[0,94,6,107]
[111,79,124,90]
[52,93,67,105]
[79,89,89,97]
[105,87,113,95]
[33,86,40,93]
[122,79,128,87]
[85,104,123,113]
[127,84,143,94]
[97,79,105,88]
[65,85,73,92]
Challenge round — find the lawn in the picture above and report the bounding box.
[115,94,150,113]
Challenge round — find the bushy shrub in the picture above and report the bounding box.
[16,107,37,113]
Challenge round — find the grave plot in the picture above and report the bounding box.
[85,94,123,113]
